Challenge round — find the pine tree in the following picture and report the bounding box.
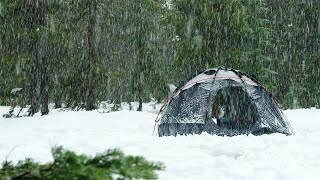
[0,146,165,179]
[0,0,58,115]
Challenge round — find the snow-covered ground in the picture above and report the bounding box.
[0,105,320,180]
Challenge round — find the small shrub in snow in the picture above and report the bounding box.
[0,146,165,180]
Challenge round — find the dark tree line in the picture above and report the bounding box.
[0,0,319,116]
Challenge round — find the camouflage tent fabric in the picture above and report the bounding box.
[157,66,294,137]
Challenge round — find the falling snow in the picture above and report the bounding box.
[0,0,319,179]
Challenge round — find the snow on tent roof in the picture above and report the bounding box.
[178,68,258,93]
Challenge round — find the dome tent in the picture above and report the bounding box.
[156,66,293,137]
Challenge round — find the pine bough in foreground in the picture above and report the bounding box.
[0,146,165,180]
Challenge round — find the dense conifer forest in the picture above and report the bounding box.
[1,0,319,115]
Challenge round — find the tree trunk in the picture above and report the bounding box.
[54,88,62,109]
[136,3,144,112]
[86,0,97,111]
[27,0,48,116]
[137,69,143,112]
[136,43,144,112]
[53,74,62,109]
[137,96,143,111]
[39,35,49,115]
[29,47,39,116]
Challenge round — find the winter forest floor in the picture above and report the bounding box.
[0,104,320,180]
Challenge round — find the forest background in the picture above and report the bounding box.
[0,0,319,116]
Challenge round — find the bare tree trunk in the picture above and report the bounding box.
[136,2,144,112]
[54,92,62,109]
[39,35,49,115]
[137,53,144,112]
[53,74,62,109]
[86,0,97,111]
[29,48,39,116]
[137,71,143,111]
[53,63,62,108]
[29,31,41,116]
[27,0,40,116]
[27,1,49,116]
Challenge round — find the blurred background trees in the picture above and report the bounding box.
[0,0,319,114]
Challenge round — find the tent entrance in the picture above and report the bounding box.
[211,86,257,129]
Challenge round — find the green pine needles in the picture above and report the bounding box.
[0,146,165,180]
